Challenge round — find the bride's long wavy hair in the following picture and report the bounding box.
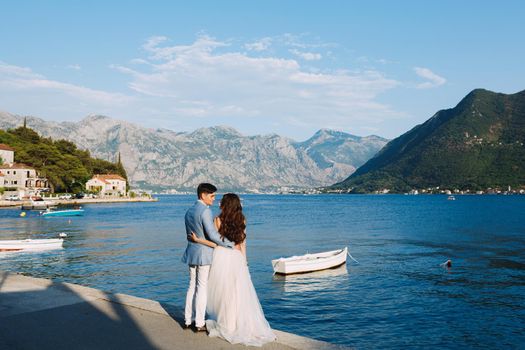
[218,193,246,245]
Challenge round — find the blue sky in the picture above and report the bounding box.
[1,1,524,140]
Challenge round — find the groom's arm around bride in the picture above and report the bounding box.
[200,206,232,248]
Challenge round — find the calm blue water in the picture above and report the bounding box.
[1,195,524,349]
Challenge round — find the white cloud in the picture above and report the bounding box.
[67,64,81,70]
[0,61,42,79]
[142,35,228,61]
[245,37,272,51]
[414,67,446,89]
[130,58,150,65]
[112,35,400,135]
[280,33,336,50]
[0,61,132,114]
[0,34,406,139]
[289,49,322,61]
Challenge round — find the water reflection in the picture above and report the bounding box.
[273,265,348,293]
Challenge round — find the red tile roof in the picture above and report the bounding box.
[0,163,35,170]
[0,144,15,151]
[92,174,126,183]
[90,177,109,184]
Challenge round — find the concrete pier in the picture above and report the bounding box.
[0,271,349,349]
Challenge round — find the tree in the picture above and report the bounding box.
[0,127,128,193]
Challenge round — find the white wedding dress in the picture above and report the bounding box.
[206,246,276,347]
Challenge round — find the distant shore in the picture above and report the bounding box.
[0,196,158,208]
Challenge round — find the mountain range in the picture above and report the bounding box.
[0,112,387,191]
[332,88,525,192]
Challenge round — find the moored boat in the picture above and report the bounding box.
[0,238,64,252]
[21,197,56,210]
[271,247,348,275]
[41,208,84,217]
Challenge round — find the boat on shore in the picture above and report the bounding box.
[272,247,348,275]
[0,238,64,252]
[41,208,84,217]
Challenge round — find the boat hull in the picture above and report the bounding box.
[21,204,51,210]
[21,200,56,210]
[42,209,84,217]
[0,238,64,252]
[272,247,348,275]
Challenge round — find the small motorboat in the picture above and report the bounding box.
[0,238,64,252]
[272,247,348,275]
[21,197,56,210]
[41,208,84,217]
[447,195,456,200]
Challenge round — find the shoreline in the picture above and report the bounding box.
[0,197,158,209]
[0,270,349,349]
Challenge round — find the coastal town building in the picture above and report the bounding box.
[0,144,15,164]
[0,144,50,199]
[86,174,127,197]
[0,163,49,197]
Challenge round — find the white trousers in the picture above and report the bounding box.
[184,264,210,327]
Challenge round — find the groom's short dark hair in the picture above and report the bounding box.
[197,183,217,199]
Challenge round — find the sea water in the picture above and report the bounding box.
[0,195,524,348]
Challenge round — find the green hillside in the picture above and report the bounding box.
[0,126,127,193]
[331,89,525,193]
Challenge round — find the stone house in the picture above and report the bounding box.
[0,144,49,198]
[0,144,15,164]
[86,174,127,197]
[0,163,49,197]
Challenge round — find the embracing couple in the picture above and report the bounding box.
[182,183,276,347]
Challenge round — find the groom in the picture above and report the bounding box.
[182,183,233,332]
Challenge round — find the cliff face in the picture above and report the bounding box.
[0,112,387,191]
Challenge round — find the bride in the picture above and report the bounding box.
[190,193,276,347]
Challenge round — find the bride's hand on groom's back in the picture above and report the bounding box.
[188,232,198,242]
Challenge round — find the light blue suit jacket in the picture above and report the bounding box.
[181,200,233,265]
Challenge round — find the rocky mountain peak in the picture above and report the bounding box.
[0,112,388,191]
[82,114,110,122]
[190,126,243,139]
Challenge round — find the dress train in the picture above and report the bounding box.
[206,247,276,346]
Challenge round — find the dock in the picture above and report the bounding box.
[0,271,349,349]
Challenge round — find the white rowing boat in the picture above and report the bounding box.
[0,238,64,252]
[272,247,348,275]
